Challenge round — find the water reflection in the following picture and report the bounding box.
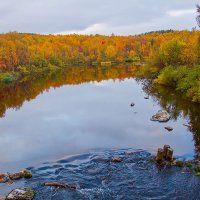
[139,79,200,159]
[0,65,199,172]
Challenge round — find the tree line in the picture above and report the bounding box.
[0,30,200,72]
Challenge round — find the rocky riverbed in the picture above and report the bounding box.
[1,149,200,199]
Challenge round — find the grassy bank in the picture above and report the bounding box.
[138,65,200,103]
[0,64,63,84]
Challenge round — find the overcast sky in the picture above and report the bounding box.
[0,0,198,35]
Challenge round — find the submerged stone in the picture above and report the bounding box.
[6,188,35,200]
[124,151,134,155]
[44,182,77,189]
[151,110,170,122]
[111,157,122,163]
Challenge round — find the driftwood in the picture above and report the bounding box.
[44,182,77,189]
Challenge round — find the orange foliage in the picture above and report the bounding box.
[0,30,199,71]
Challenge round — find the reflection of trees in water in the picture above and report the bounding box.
[0,65,137,118]
[138,78,200,158]
[2,65,200,157]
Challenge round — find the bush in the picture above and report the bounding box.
[153,66,177,87]
[151,40,184,67]
[17,65,29,74]
[0,72,16,83]
[154,65,200,102]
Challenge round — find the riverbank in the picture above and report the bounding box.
[0,61,121,84]
[137,65,200,103]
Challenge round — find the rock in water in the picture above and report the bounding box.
[166,148,174,161]
[111,157,122,163]
[44,182,77,189]
[163,145,171,158]
[6,188,35,200]
[0,174,9,183]
[164,126,173,131]
[130,103,135,107]
[151,110,170,122]
[156,148,164,162]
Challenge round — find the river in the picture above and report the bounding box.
[0,65,199,173]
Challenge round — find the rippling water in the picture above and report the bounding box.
[2,149,200,199]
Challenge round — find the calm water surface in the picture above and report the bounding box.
[0,65,199,172]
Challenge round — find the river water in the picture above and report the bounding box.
[0,65,199,173]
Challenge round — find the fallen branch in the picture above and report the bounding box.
[44,182,77,189]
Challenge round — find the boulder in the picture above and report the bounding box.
[156,148,164,162]
[8,170,32,181]
[0,174,9,183]
[6,188,35,200]
[151,110,170,122]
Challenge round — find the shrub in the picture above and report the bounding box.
[154,65,200,103]
[0,72,16,83]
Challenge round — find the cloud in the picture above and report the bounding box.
[56,23,108,35]
[167,9,196,17]
[0,0,198,35]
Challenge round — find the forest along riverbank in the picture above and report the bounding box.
[1,149,200,199]
[1,30,200,105]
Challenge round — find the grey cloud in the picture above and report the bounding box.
[0,0,198,35]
